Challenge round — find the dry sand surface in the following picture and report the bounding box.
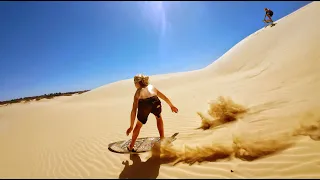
[1,2,320,178]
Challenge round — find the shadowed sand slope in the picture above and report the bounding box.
[1,1,320,178]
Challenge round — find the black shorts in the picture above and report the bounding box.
[137,96,162,124]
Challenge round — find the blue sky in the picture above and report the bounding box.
[0,1,311,101]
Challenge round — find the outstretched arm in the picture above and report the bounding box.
[130,91,139,127]
[126,90,140,136]
[155,87,178,113]
[156,88,173,106]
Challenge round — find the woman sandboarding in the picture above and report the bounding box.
[126,74,179,152]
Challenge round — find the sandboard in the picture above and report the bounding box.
[263,20,276,28]
[108,132,179,154]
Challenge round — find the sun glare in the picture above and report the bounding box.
[141,1,167,37]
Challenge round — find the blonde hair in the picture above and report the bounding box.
[134,74,149,87]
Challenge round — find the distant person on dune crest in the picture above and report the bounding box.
[126,74,179,152]
[264,8,274,23]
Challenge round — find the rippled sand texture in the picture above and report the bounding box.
[1,2,320,178]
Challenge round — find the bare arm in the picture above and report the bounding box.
[155,87,174,107]
[130,90,139,127]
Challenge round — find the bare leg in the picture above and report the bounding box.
[267,15,273,22]
[156,115,164,139]
[129,121,143,150]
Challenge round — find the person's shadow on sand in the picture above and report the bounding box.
[119,144,163,179]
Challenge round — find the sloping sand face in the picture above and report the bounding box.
[1,2,320,178]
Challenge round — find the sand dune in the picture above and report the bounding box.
[1,1,320,178]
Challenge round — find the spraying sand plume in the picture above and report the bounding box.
[197,96,248,130]
[151,139,233,165]
[294,110,320,141]
[232,131,296,161]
